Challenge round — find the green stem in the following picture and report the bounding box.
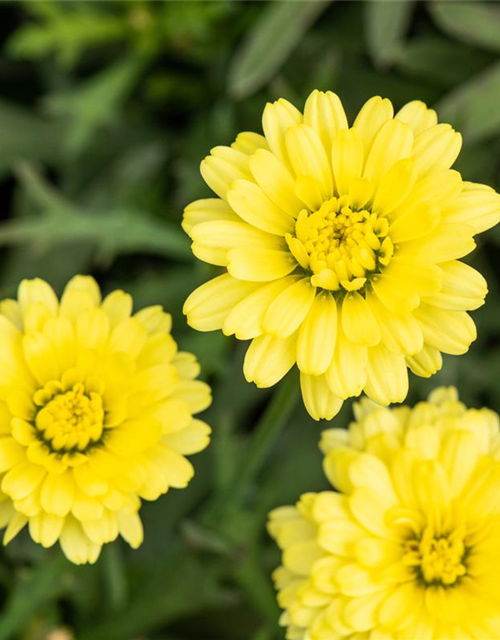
[208,368,299,518]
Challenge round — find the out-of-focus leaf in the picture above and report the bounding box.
[429,1,500,53]
[77,544,235,640]
[436,61,500,144]
[2,164,190,260]
[365,0,415,68]
[0,555,71,640]
[6,2,126,67]
[397,35,494,88]
[45,57,146,154]
[0,100,64,176]
[227,1,331,99]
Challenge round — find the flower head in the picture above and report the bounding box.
[0,276,211,564]
[269,387,500,639]
[183,92,500,419]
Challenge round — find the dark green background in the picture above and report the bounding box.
[0,1,499,639]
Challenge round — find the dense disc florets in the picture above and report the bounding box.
[268,388,500,639]
[183,91,500,420]
[0,276,211,564]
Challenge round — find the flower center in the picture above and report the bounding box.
[403,527,468,587]
[34,382,105,453]
[287,196,393,292]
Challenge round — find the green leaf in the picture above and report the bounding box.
[0,100,64,176]
[0,554,71,640]
[436,60,500,144]
[429,1,500,53]
[397,35,494,88]
[3,163,190,260]
[365,0,415,68]
[6,2,127,67]
[227,1,331,99]
[45,56,147,154]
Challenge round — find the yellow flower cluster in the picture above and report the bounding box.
[0,276,211,564]
[183,91,500,419]
[269,388,500,639]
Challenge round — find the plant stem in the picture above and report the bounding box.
[207,368,299,519]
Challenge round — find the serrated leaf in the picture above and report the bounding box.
[429,1,500,53]
[0,100,64,176]
[436,60,500,144]
[3,163,190,260]
[365,0,415,68]
[227,1,332,99]
[45,56,146,154]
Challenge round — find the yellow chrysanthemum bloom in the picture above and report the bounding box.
[269,387,500,639]
[183,92,500,420]
[0,276,211,564]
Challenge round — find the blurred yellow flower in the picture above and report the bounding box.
[269,387,500,639]
[0,276,211,564]
[183,91,500,420]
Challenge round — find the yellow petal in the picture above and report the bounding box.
[300,373,342,421]
[109,317,147,359]
[41,471,75,517]
[364,344,408,405]
[414,304,476,355]
[227,248,297,281]
[389,202,440,243]
[244,334,297,388]
[304,90,348,156]
[162,418,211,455]
[227,180,294,235]
[412,123,462,178]
[118,511,143,549]
[43,317,75,373]
[184,274,260,331]
[182,198,239,235]
[342,292,380,346]
[297,292,338,375]
[395,100,437,136]
[76,308,110,351]
[364,119,413,183]
[60,517,101,564]
[231,131,268,155]
[0,438,25,473]
[331,128,364,196]
[2,461,46,501]
[285,124,333,202]
[372,158,416,215]
[262,98,302,171]
[406,344,442,378]
[423,260,487,311]
[191,219,284,268]
[223,277,298,340]
[249,149,304,217]
[367,294,423,356]
[101,290,133,328]
[22,333,59,384]
[64,275,101,306]
[326,324,368,398]
[200,146,251,200]
[29,512,64,548]
[353,96,394,153]
[264,278,316,338]
[442,182,500,234]
[18,278,58,317]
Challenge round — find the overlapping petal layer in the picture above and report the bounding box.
[269,387,500,639]
[0,276,211,563]
[184,92,500,419]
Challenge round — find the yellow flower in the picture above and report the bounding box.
[268,387,500,639]
[0,276,211,564]
[183,91,500,420]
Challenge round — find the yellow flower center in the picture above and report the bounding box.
[403,527,468,586]
[287,196,394,292]
[34,382,105,453]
